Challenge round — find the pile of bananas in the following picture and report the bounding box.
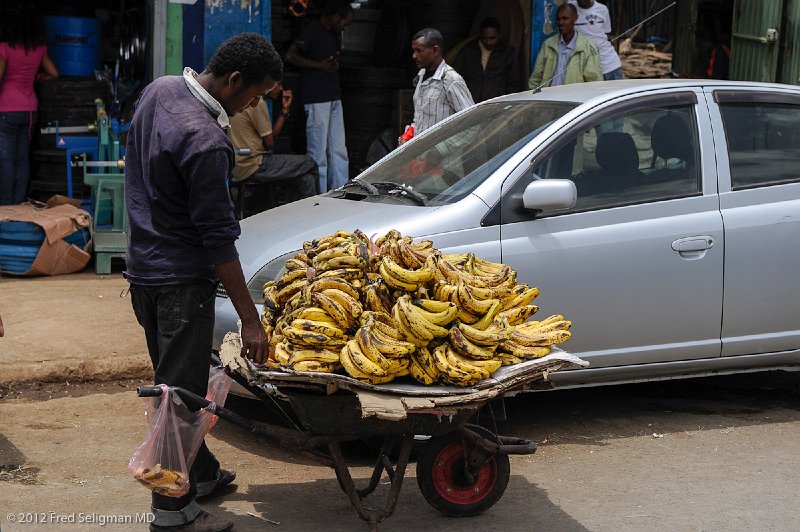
[260,229,571,387]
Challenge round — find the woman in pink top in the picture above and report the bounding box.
[0,3,59,205]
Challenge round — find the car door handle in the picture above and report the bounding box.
[672,236,715,253]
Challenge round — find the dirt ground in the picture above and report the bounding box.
[2,372,800,532]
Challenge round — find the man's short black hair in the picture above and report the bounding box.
[323,0,353,18]
[207,32,283,87]
[557,3,578,17]
[479,17,502,33]
[413,28,443,50]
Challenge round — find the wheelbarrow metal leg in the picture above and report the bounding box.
[327,434,415,531]
[358,435,396,498]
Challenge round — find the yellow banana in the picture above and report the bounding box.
[387,239,406,267]
[371,316,409,341]
[413,347,441,380]
[315,255,366,271]
[510,329,571,347]
[283,326,344,348]
[385,357,410,377]
[515,315,568,332]
[312,245,351,264]
[291,318,345,338]
[321,288,363,320]
[395,296,438,340]
[401,297,450,337]
[470,299,503,331]
[431,344,474,383]
[294,251,311,264]
[456,279,499,315]
[411,239,434,253]
[274,278,308,306]
[448,326,498,360]
[311,291,354,330]
[308,277,360,299]
[499,341,552,359]
[498,352,524,366]
[298,306,338,324]
[381,257,436,284]
[346,339,388,377]
[364,283,391,314]
[284,258,308,271]
[315,267,364,281]
[369,326,416,357]
[445,347,490,380]
[288,348,340,365]
[502,285,540,311]
[410,299,459,326]
[276,268,308,290]
[397,239,425,269]
[375,229,401,247]
[273,340,292,365]
[290,360,338,373]
[467,356,502,374]
[378,261,419,291]
[391,303,430,346]
[355,324,392,370]
[457,317,512,346]
[498,304,539,325]
[408,353,437,384]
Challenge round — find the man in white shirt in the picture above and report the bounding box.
[569,0,623,80]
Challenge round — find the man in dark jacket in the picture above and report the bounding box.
[452,17,521,102]
[125,32,281,532]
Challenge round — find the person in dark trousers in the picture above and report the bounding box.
[452,17,521,102]
[0,2,59,205]
[125,32,279,532]
[228,81,319,213]
[695,29,730,80]
[285,0,353,193]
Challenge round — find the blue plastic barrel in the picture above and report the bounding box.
[44,16,103,77]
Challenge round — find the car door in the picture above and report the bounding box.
[708,89,800,357]
[493,90,724,369]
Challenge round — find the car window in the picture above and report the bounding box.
[718,103,800,189]
[530,104,701,214]
[351,101,578,206]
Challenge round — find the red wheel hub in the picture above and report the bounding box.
[431,441,497,505]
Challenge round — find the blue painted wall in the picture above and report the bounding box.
[530,0,560,70]
[203,0,272,67]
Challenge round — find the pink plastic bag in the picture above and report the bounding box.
[128,366,232,497]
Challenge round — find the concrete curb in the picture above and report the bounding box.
[0,355,152,386]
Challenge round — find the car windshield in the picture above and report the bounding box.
[331,100,578,206]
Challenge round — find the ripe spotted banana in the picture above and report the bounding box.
[308,277,360,300]
[364,283,391,314]
[369,326,416,357]
[411,299,459,326]
[456,279,499,315]
[498,304,539,325]
[391,303,430,346]
[509,329,571,347]
[408,351,437,384]
[498,352,524,366]
[273,340,292,365]
[315,268,364,281]
[445,347,490,380]
[274,278,308,306]
[399,297,450,337]
[276,268,308,290]
[470,299,503,330]
[448,326,498,360]
[311,291,354,329]
[297,306,338,325]
[284,258,308,271]
[381,257,436,284]
[321,288,363,320]
[378,261,419,291]
[499,341,552,359]
[290,318,345,338]
[287,348,340,365]
[515,315,569,332]
[431,344,474,384]
[345,339,388,377]
[501,285,540,311]
[457,317,512,346]
[397,239,425,269]
[355,324,392,370]
[290,360,338,373]
[283,326,344,348]
[315,255,366,271]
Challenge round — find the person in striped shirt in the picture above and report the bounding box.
[399,28,474,145]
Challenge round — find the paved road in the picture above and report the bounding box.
[1,371,799,531]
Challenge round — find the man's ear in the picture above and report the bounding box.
[228,71,244,89]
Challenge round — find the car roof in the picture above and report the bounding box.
[494,79,800,105]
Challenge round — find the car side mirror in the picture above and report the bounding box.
[522,179,577,211]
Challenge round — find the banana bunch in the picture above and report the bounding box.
[254,229,572,384]
[497,315,572,364]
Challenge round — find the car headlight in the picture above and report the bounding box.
[244,249,301,304]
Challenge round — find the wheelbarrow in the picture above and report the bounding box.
[137,347,587,531]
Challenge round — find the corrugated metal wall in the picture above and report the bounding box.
[730,0,783,82]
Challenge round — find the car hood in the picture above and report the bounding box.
[234,195,482,279]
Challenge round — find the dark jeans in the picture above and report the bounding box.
[0,111,35,205]
[129,281,220,514]
[248,153,320,202]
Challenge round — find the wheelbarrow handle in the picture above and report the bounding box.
[137,385,164,397]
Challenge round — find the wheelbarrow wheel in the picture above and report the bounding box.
[416,426,510,517]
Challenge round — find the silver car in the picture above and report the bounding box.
[214,79,800,389]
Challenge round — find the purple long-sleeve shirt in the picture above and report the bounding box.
[124,75,240,285]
